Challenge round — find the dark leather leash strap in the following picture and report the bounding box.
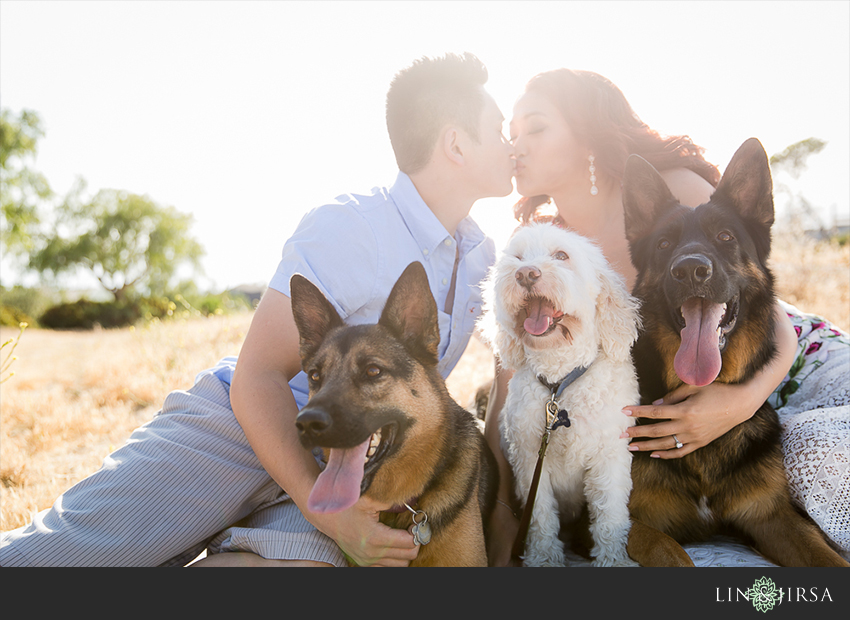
[510,431,550,562]
[510,365,590,564]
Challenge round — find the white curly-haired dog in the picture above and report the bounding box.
[480,222,641,567]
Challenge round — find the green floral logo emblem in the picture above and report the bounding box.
[747,577,784,612]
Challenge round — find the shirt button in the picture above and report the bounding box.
[444,239,452,246]
[422,248,429,256]
[442,278,448,285]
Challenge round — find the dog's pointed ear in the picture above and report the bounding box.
[379,262,440,365]
[622,154,680,245]
[711,138,775,231]
[594,265,641,363]
[289,274,344,363]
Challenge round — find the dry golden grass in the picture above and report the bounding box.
[1,233,847,534]
[769,230,849,332]
[1,313,253,530]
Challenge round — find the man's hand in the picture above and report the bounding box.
[312,495,420,567]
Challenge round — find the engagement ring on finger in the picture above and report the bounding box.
[673,434,683,449]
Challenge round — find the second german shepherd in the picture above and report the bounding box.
[621,138,848,567]
[290,261,498,566]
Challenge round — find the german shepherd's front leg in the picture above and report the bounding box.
[627,457,697,567]
[627,519,695,567]
[729,499,849,567]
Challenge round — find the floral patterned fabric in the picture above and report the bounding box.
[770,300,850,560]
[769,300,850,412]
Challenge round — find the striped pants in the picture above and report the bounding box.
[0,365,346,567]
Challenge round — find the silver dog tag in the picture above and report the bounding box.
[412,519,431,546]
[404,502,431,546]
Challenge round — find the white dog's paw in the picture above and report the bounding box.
[591,547,639,567]
[593,555,640,567]
[522,544,566,567]
[523,554,567,568]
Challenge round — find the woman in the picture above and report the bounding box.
[485,67,849,566]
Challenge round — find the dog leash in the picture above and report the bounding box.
[510,364,590,563]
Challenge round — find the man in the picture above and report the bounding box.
[0,52,515,567]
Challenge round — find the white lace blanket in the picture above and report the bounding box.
[780,404,849,556]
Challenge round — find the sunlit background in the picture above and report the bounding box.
[2,0,848,292]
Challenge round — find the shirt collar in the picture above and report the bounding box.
[389,171,487,257]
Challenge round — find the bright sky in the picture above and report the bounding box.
[1,0,848,292]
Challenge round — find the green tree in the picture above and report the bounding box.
[0,108,53,254]
[770,137,829,233]
[770,137,827,177]
[29,186,205,301]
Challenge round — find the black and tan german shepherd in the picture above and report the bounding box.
[289,261,498,566]
[621,137,848,567]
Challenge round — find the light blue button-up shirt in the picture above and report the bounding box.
[264,171,495,409]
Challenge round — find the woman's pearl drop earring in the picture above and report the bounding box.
[588,154,598,196]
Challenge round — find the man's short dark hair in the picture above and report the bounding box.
[386,52,489,174]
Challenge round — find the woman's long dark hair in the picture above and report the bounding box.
[514,68,721,224]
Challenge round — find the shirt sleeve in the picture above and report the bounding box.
[268,202,379,320]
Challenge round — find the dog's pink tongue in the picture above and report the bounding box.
[307,438,370,514]
[674,297,724,387]
[524,298,555,335]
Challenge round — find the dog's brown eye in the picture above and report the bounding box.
[309,370,321,383]
[717,231,734,242]
[657,238,670,250]
[365,365,382,379]
[553,251,569,261]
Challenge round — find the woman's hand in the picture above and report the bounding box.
[621,380,763,458]
[311,495,420,567]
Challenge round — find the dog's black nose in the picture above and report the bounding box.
[516,266,541,289]
[295,408,333,437]
[671,254,713,286]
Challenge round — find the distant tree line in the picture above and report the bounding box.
[1,108,252,328]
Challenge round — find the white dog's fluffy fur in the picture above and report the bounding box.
[480,223,641,567]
